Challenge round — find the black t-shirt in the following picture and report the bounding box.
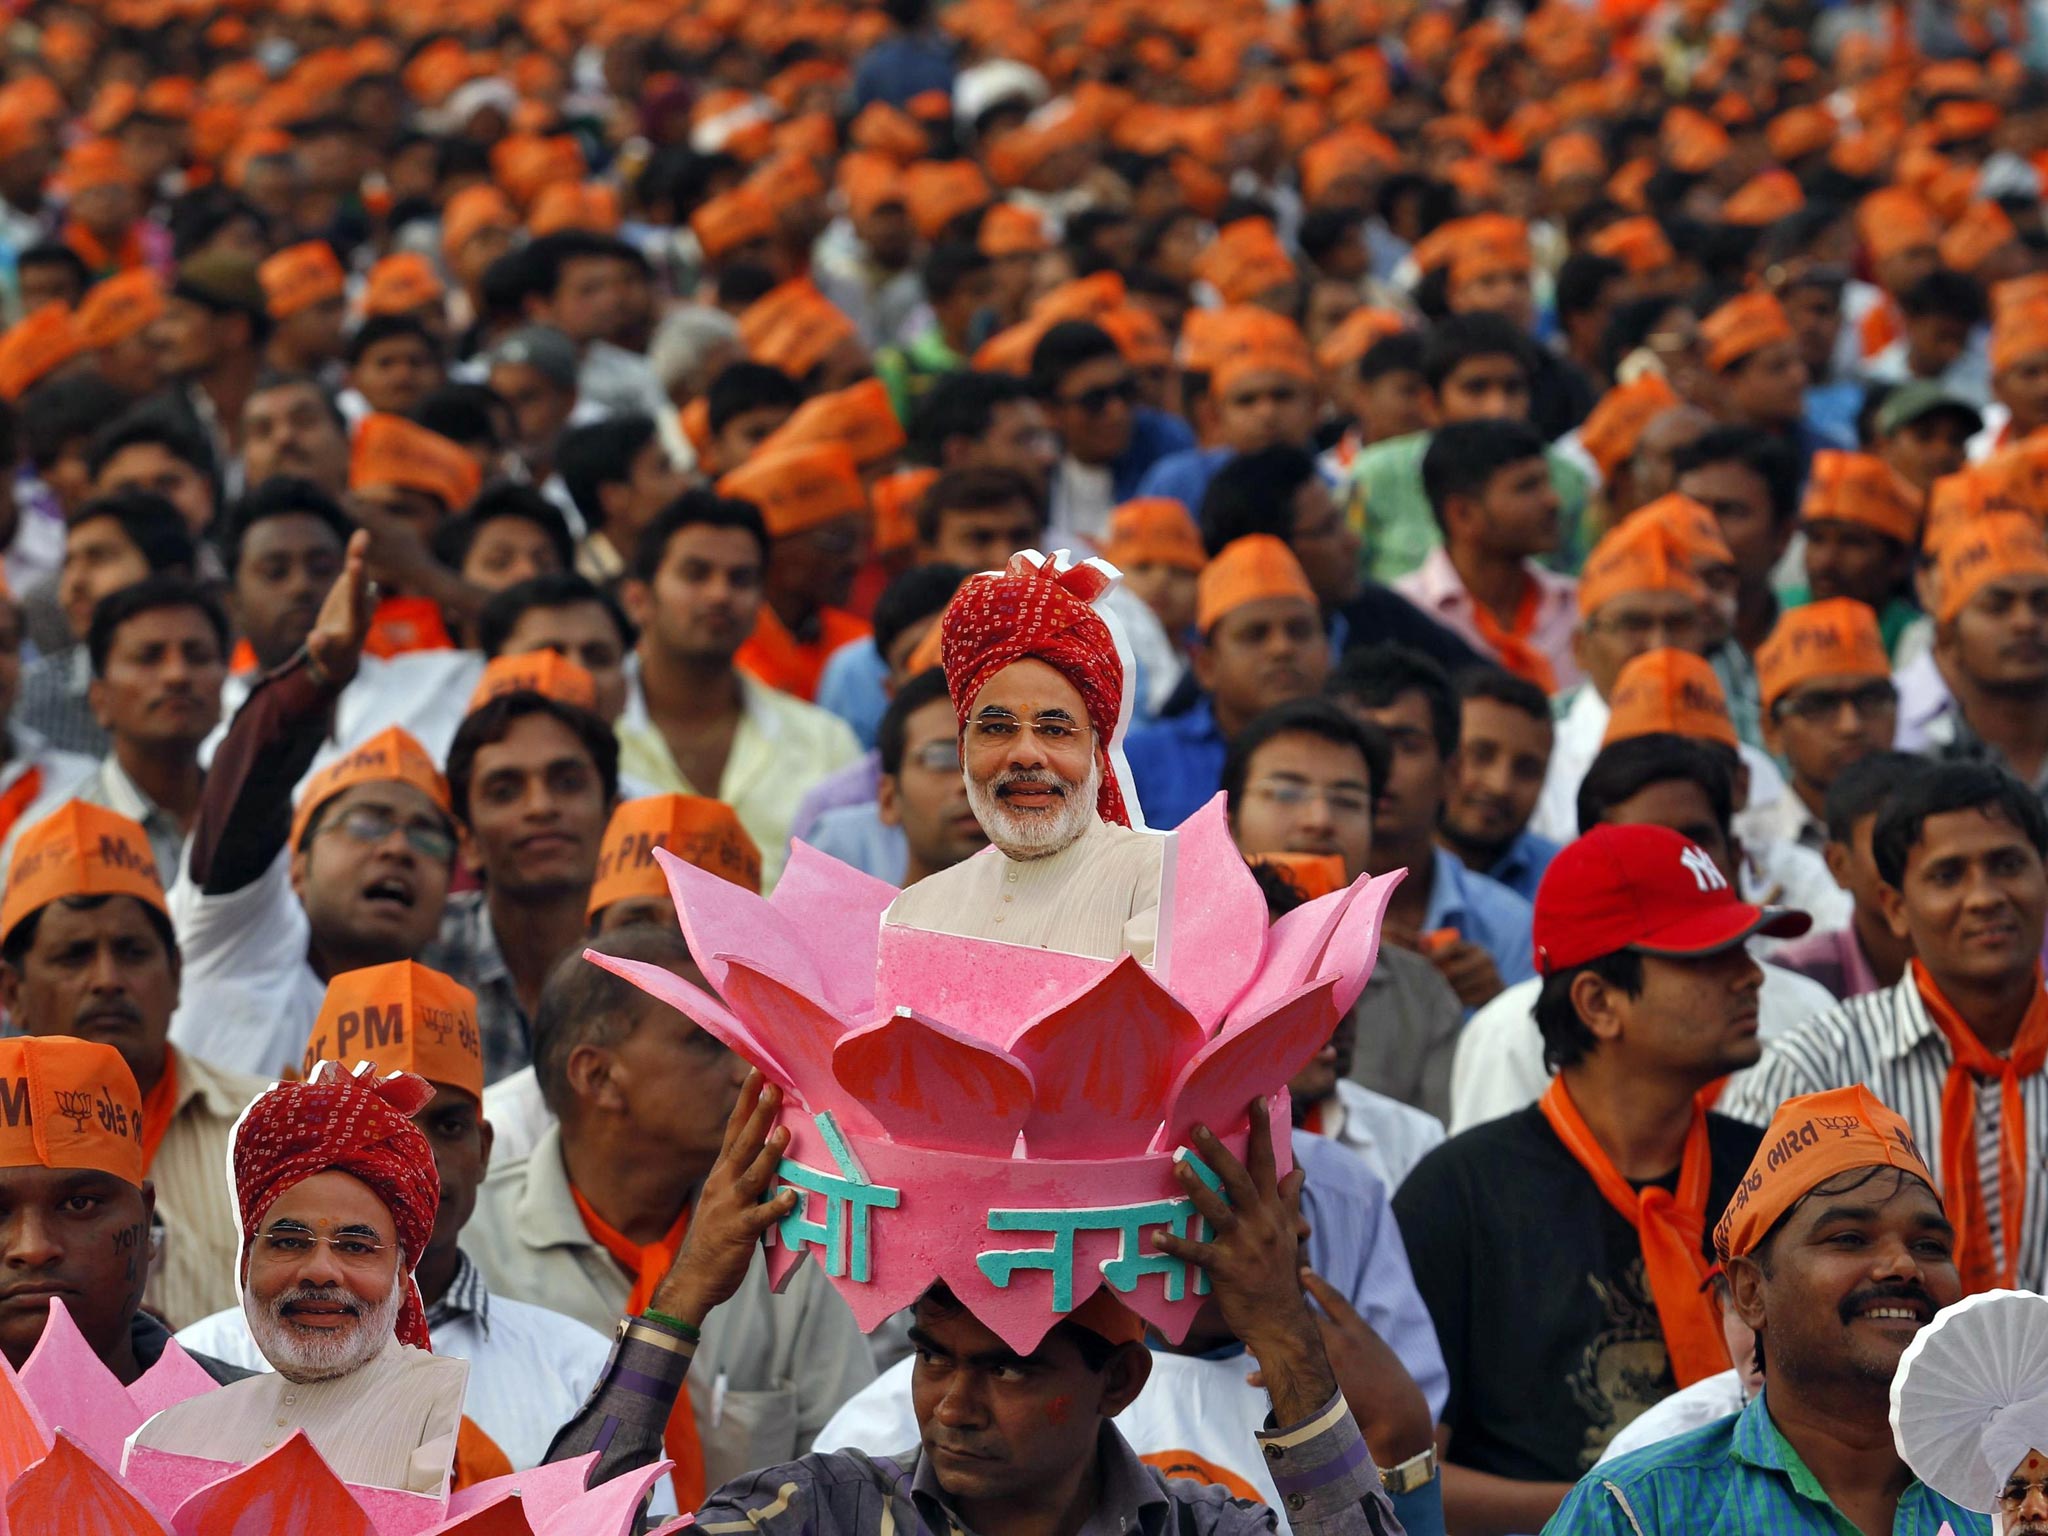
[1391,1105,1763,1483]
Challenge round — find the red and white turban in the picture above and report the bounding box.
[231,1061,440,1351]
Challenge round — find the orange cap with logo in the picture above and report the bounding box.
[0,1037,146,1188]
[73,270,164,350]
[0,306,80,402]
[303,961,482,1100]
[1579,375,1681,478]
[718,442,868,539]
[0,801,166,949]
[1701,291,1794,371]
[350,414,481,513]
[1601,648,1739,749]
[1196,535,1317,634]
[259,241,346,320]
[1800,450,1921,545]
[1935,512,2048,623]
[59,138,135,194]
[1715,1085,1933,1261]
[1101,499,1207,575]
[467,652,599,714]
[589,794,762,918]
[872,467,937,555]
[692,184,778,261]
[760,379,906,469]
[1539,131,1607,187]
[1755,599,1890,716]
[363,252,445,318]
[290,726,452,854]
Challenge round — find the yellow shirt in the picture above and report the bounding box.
[146,1049,267,1329]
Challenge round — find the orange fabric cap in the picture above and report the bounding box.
[1993,273,2048,319]
[60,139,135,195]
[1580,375,1682,477]
[1447,219,1534,289]
[490,134,583,208]
[1196,218,1298,305]
[259,241,346,320]
[980,203,1051,258]
[1800,450,1921,545]
[443,185,518,261]
[1578,517,1709,618]
[1715,1085,1933,1261]
[1196,534,1317,634]
[872,467,938,555]
[1101,307,1172,372]
[1540,131,1607,187]
[849,101,928,163]
[1601,648,1738,749]
[692,185,779,262]
[1101,499,1207,574]
[1992,300,2048,375]
[1299,127,1398,203]
[529,182,622,237]
[1755,599,1889,716]
[589,794,762,918]
[0,306,80,403]
[1857,188,1941,264]
[0,801,166,947]
[0,1038,146,1188]
[1586,216,1675,274]
[350,415,481,513]
[1315,307,1406,375]
[290,726,451,854]
[1942,201,2017,275]
[1212,336,1316,399]
[467,652,599,714]
[1627,493,1737,572]
[837,152,906,225]
[904,160,994,243]
[762,379,906,469]
[73,270,163,350]
[1181,305,1309,378]
[1662,107,1731,174]
[1767,104,1837,162]
[1412,213,1526,276]
[304,962,482,1100]
[1248,852,1347,903]
[1701,291,1794,372]
[718,442,868,538]
[363,252,446,318]
[1936,512,2048,624]
[1031,271,1126,326]
[738,279,859,381]
[1723,170,1804,227]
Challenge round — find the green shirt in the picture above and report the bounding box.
[875,328,964,424]
[1345,429,1595,582]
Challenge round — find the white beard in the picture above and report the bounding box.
[965,756,1101,861]
[245,1277,402,1384]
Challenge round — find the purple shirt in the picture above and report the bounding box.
[1768,925,1881,1002]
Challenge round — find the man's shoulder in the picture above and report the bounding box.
[1399,1105,1549,1201]
[473,1291,615,1360]
[1572,1410,1751,1508]
[172,1051,271,1119]
[742,676,863,757]
[1702,1111,1767,1167]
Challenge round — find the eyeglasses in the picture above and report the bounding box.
[1061,378,1138,415]
[321,805,456,861]
[1775,681,1898,725]
[1248,780,1374,820]
[1587,609,1707,645]
[905,741,964,774]
[250,1221,395,1271]
[2002,1477,2048,1511]
[964,712,1095,753]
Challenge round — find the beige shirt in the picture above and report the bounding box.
[127,1336,467,1494]
[882,814,1166,963]
[147,1048,267,1329]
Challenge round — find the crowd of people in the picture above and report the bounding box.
[3,0,2048,1530]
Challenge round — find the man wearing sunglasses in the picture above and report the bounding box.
[1754,600,1898,854]
[1030,321,1194,548]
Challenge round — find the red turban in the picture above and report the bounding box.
[233,1062,440,1351]
[941,552,1130,826]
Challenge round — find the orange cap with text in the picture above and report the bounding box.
[363,252,445,318]
[1715,1086,1933,1261]
[1601,648,1739,749]
[0,306,80,402]
[259,241,347,320]
[290,726,452,854]
[718,442,868,538]
[1992,301,2048,375]
[1626,493,1737,573]
[303,961,482,1100]
[1101,499,1207,574]
[588,793,762,918]
[1196,534,1317,634]
[350,414,482,513]
[691,184,778,261]
[0,1038,145,1188]
[1992,273,2048,319]
[1800,450,1921,545]
[1579,375,1681,477]
[467,652,599,714]
[1578,518,1709,619]
[73,270,164,350]
[1701,291,1794,372]
[1857,188,1941,264]
[1935,512,2048,623]
[0,801,166,947]
[1755,599,1890,716]
[761,378,906,468]
[443,185,519,261]
[738,278,858,381]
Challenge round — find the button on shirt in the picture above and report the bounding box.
[1421,846,1536,989]
[1394,548,1583,693]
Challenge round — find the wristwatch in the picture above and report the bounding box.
[1378,1446,1439,1496]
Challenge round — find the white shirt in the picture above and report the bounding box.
[205,651,483,781]
[0,722,97,842]
[1595,1369,1747,1465]
[481,1065,553,1166]
[1312,1079,1445,1193]
[166,845,328,1078]
[1446,958,1840,1136]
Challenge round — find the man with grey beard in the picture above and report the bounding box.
[882,554,1166,962]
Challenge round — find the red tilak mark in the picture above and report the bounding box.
[1045,1395,1073,1426]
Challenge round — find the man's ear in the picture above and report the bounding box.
[1569,967,1628,1048]
[564,1041,625,1114]
[1878,875,1912,940]
[620,578,653,629]
[1822,840,1853,892]
[1189,638,1216,696]
[0,959,20,1019]
[1098,1341,1152,1418]
[1725,1252,1768,1336]
[876,774,904,830]
[86,677,111,731]
[477,1116,495,1180]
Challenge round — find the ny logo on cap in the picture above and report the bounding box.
[1679,845,1727,894]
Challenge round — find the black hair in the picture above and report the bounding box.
[1220,697,1391,810]
[1673,425,1802,527]
[706,360,804,436]
[1457,665,1551,722]
[166,189,269,262]
[476,570,636,658]
[446,691,620,828]
[86,572,229,678]
[1898,268,1989,326]
[431,484,576,575]
[1533,951,1646,1072]
[16,242,89,296]
[914,466,1043,547]
[2,893,179,971]
[877,667,953,777]
[249,370,349,433]
[85,402,219,497]
[524,230,638,301]
[217,477,354,574]
[630,490,770,581]
[1822,751,1934,846]
[1325,644,1458,760]
[1029,320,1122,398]
[64,491,197,575]
[533,923,695,1116]
[1555,252,1627,324]
[1251,859,1310,916]
[411,382,507,451]
[1356,331,1426,384]
[1872,762,2048,889]
[478,247,541,325]
[1420,418,1550,531]
[913,1281,1124,1371]
[1601,295,1697,380]
[346,314,439,369]
[908,371,1035,465]
[1297,207,1363,266]
[1575,733,1735,838]
[714,263,780,311]
[872,563,968,661]
[924,241,992,305]
[18,373,131,472]
[1198,446,1321,557]
[1421,311,1535,393]
[557,414,659,527]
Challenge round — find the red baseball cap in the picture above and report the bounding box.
[1532,824,1811,976]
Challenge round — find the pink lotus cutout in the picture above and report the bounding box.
[587,794,1401,1355]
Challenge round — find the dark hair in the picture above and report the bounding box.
[1555,253,1627,324]
[706,360,803,436]
[557,415,659,527]
[1030,320,1121,397]
[1421,312,1535,393]
[1325,644,1459,760]
[913,1280,1123,1371]
[476,570,635,658]
[249,370,349,433]
[65,492,197,574]
[18,373,131,472]
[915,466,1043,546]
[1575,733,1734,838]
[1872,762,2048,889]
[924,241,992,304]
[909,372,1036,465]
[1601,296,1697,380]
[217,476,353,574]
[1220,697,1391,810]
[1673,426,1803,527]
[1198,446,1320,556]
[432,484,576,575]
[17,242,89,295]
[532,923,694,1116]
[1898,268,1988,326]
[411,382,507,451]
[1356,331,1425,383]
[524,231,637,300]
[1420,418,1550,531]
[479,247,540,325]
[715,263,779,310]
[872,563,968,661]
[1251,859,1309,916]
[630,490,770,580]
[1533,951,1646,1071]
[1457,665,1551,722]
[877,667,953,777]
[1822,752,1934,846]
[86,573,229,678]
[1297,207,1363,266]
[86,402,219,496]
[346,313,440,367]
[2,892,179,971]
[446,691,620,828]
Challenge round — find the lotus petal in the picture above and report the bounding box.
[1161,978,1341,1146]
[446,1454,598,1524]
[653,846,824,1000]
[534,1461,670,1536]
[1006,955,1204,1158]
[0,1348,51,1493]
[21,1299,141,1468]
[1156,797,1268,1031]
[581,950,799,1093]
[164,1435,378,1536]
[126,1342,219,1424]
[11,1433,167,1536]
[832,1010,1035,1154]
[1220,883,1358,1029]
[766,841,897,1018]
[646,1521,698,1534]
[716,956,881,1131]
[875,921,1119,1044]
[1319,869,1403,1018]
[421,1494,535,1535]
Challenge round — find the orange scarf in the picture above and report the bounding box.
[139,1049,179,1174]
[1537,1078,1730,1386]
[572,1186,705,1510]
[1911,959,2048,1294]
[453,1416,512,1489]
[0,767,43,849]
[1468,577,1557,694]
[735,604,873,703]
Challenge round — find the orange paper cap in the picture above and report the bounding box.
[73,270,163,350]
[0,801,166,948]
[0,1038,145,1188]
[1315,307,1406,375]
[1626,493,1737,573]
[1100,307,1172,372]
[467,652,599,714]
[1579,517,1710,618]
[691,184,778,261]
[363,252,445,318]
[1539,130,1607,187]
[1580,375,1682,477]
[1992,273,2048,320]
[1715,1086,1933,1261]
[0,306,80,402]
[350,414,482,513]
[1701,290,1794,372]
[761,378,906,468]
[1586,215,1675,275]
[1800,450,1921,545]
[1936,512,2048,624]
[1755,598,1890,716]
[1766,104,1837,162]
[1248,851,1348,903]
[290,727,452,854]
[1196,534,1316,634]
[304,961,481,1100]
[1601,648,1738,749]
[1857,188,1941,264]
[1992,300,2048,376]
[529,181,621,237]
[1940,201,2017,275]
[259,241,346,320]
[904,160,994,243]
[443,185,518,261]
[59,139,135,195]
[1196,218,1298,306]
[979,203,1052,258]
[1212,331,1316,398]
[1723,170,1804,227]
[717,442,868,538]
[588,794,762,917]
[873,467,938,555]
[1100,499,1207,574]
[738,278,858,381]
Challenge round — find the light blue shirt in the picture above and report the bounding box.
[806,801,907,885]
[815,637,892,751]
[1422,846,1537,988]
[1481,829,1561,904]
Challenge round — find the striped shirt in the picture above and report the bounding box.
[1718,972,2048,1290]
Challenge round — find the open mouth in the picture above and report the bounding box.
[361,876,415,912]
[1844,1292,1934,1329]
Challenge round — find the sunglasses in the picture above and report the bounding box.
[1062,378,1138,415]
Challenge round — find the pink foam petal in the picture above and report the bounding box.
[1222,883,1358,1028]
[831,1010,1035,1154]
[1156,797,1268,1031]
[580,950,799,1094]
[716,957,880,1131]
[766,841,896,1018]
[645,1520,698,1534]
[1161,978,1341,1147]
[533,1462,671,1536]
[445,1455,596,1523]
[11,1432,167,1535]
[875,919,1120,1045]
[419,1492,535,1535]
[21,1298,142,1467]
[1320,869,1405,1018]
[1006,955,1205,1158]
[162,1435,380,1536]
[0,1349,51,1491]
[125,1342,220,1423]
[653,845,825,999]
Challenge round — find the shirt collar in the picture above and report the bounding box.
[96,756,161,827]
[519,1124,611,1252]
[425,1249,492,1341]
[1488,829,1549,886]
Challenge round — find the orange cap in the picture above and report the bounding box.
[691,184,778,261]
[350,415,481,513]
[1992,300,2048,375]
[717,442,868,538]
[738,278,859,381]
[490,133,584,208]
[0,801,166,948]
[1181,304,1308,379]
[588,794,762,918]
[1756,599,1890,716]
[1196,534,1317,634]
[873,466,938,555]
[1579,375,1682,478]
[1701,290,1794,372]
[363,252,445,318]
[1101,499,1207,574]
[848,101,928,163]
[1315,308,1406,375]
[903,160,994,242]
[0,1038,145,1188]
[1100,307,1172,372]
[1212,333,1316,399]
[1993,273,2048,320]
[1857,187,1941,264]
[837,151,905,225]
[59,139,135,195]
[529,181,621,237]
[1195,218,1298,306]
[1662,106,1731,174]
[1539,130,1606,187]
[761,378,906,469]
[259,241,347,320]
[467,652,599,714]
[979,203,1052,258]
[290,726,452,854]
[1248,852,1348,903]
[0,306,80,403]
[1767,104,1837,162]
[1941,201,2015,276]
[1586,215,1675,275]
[1031,271,1125,326]
[1800,450,1921,545]
[1715,1086,1933,1261]
[443,185,518,262]
[73,270,163,351]
[1723,170,1805,227]
[1936,512,2048,624]
[1626,493,1737,573]
[1299,126,1398,203]
[303,961,482,1100]
[1601,648,1738,749]
[1578,517,1709,619]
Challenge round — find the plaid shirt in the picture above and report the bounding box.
[16,645,107,757]
[424,1249,492,1341]
[419,891,531,1086]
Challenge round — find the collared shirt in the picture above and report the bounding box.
[1922,691,2048,801]
[1420,846,1536,990]
[1394,548,1583,693]
[617,662,862,890]
[147,1047,267,1329]
[419,891,530,1087]
[16,645,106,757]
[1347,944,1469,1126]
[1891,649,1953,753]
[1595,1370,1748,1468]
[1477,828,1560,904]
[1708,639,1765,751]
[481,1064,552,1164]
[1719,970,2048,1291]
[76,755,191,887]
[1768,925,1884,1004]
[1311,1078,1447,1193]
[1543,1391,1985,1534]
[1124,697,1227,833]
[1347,431,1594,582]
[806,801,908,884]
[1134,444,1236,513]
